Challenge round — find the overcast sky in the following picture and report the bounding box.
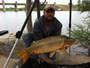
[0,0,78,8]
[0,0,78,5]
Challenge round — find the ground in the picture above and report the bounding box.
[0,33,90,68]
[0,33,25,68]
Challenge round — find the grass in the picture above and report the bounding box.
[0,8,26,11]
[0,4,78,11]
[56,4,78,11]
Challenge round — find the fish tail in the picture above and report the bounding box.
[16,48,33,64]
[16,48,27,56]
[23,53,30,64]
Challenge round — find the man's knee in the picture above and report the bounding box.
[22,32,34,47]
[23,32,33,40]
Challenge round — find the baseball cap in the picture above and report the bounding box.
[44,6,55,11]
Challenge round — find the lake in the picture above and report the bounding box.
[0,11,88,35]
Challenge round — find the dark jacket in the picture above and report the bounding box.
[33,16,62,41]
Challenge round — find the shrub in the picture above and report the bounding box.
[71,18,90,48]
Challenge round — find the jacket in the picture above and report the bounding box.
[33,16,62,41]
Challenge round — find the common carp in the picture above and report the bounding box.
[16,35,77,64]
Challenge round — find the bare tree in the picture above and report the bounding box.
[77,0,81,10]
[2,0,5,12]
[26,0,32,32]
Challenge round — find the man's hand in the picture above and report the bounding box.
[32,51,43,55]
[36,51,43,54]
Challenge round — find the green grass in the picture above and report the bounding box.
[56,4,78,11]
[0,8,25,11]
[0,4,78,11]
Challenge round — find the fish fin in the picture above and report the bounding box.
[59,48,66,55]
[49,51,56,57]
[16,48,27,56]
[23,53,30,64]
[31,41,36,46]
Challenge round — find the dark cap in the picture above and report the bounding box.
[44,6,55,11]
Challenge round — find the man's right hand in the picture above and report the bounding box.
[32,51,43,55]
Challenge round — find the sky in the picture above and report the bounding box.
[0,0,78,8]
[0,0,78,4]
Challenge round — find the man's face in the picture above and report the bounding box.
[44,9,55,22]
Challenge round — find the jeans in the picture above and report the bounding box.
[23,32,34,48]
[23,32,56,60]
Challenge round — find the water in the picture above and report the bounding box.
[0,11,88,35]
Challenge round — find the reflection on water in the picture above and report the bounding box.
[0,11,88,35]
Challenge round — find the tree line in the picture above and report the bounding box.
[77,0,90,12]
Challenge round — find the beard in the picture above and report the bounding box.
[44,16,54,22]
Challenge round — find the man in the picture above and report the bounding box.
[23,6,62,60]
[15,6,62,68]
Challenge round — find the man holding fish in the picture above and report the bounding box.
[17,6,77,66]
[23,6,62,60]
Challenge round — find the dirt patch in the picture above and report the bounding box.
[0,33,25,68]
[0,55,19,68]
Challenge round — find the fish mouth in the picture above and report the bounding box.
[64,40,77,48]
[74,40,77,44]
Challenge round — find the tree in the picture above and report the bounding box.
[78,0,90,12]
[71,0,90,48]
[26,0,32,32]
[77,0,81,11]
[26,0,41,32]
[71,18,90,48]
